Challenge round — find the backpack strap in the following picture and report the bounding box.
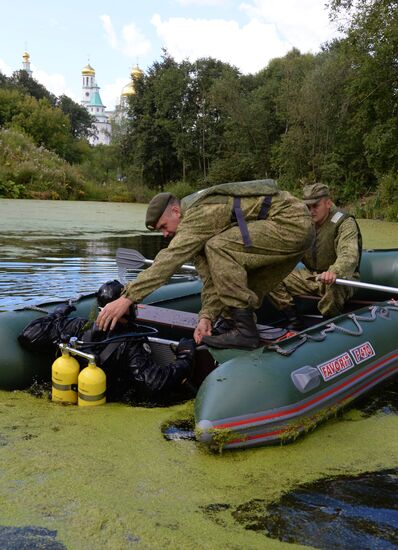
[257,195,272,220]
[232,197,252,247]
[231,195,273,248]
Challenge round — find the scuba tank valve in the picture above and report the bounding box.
[52,346,80,404]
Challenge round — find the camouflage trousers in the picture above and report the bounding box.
[195,215,314,320]
[268,267,355,317]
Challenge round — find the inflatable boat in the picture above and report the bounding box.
[195,300,398,449]
[1,248,398,450]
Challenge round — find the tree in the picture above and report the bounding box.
[57,94,96,140]
[8,70,56,104]
[327,0,398,190]
[10,96,73,159]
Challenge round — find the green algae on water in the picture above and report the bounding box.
[0,389,398,549]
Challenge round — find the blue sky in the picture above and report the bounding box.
[0,0,340,110]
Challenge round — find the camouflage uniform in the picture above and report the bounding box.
[268,205,361,317]
[123,181,314,321]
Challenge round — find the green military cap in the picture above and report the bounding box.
[302,183,330,205]
[145,192,173,230]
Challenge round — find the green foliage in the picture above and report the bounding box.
[8,70,56,104]
[10,96,73,159]
[1,1,397,210]
[56,94,96,140]
[0,129,85,199]
[164,180,198,198]
[352,172,398,221]
[0,72,94,164]
[379,172,398,205]
[207,154,257,185]
[127,182,155,203]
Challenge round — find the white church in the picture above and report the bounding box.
[20,52,143,146]
[80,63,112,145]
[80,62,143,145]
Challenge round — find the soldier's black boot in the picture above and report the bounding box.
[212,315,235,336]
[202,308,260,349]
[283,306,305,331]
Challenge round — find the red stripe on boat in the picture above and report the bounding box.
[226,362,398,445]
[215,352,398,430]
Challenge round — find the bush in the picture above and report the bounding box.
[164,180,198,199]
[128,181,155,203]
[0,177,25,198]
[207,155,256,185]
[351,173,398,222]
[378,172,398,206]
[0,128,85,199]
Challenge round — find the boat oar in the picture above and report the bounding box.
[335,278,398,295]
[116,251,398,295]
[116,248,197,273]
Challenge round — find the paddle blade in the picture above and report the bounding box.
[116,248,151,270]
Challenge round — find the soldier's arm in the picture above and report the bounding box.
[194,253,223,323]
[123,204,225,303]
[328,217,360,278]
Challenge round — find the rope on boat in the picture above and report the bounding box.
[17,305,50,314]
[269,302,398,356]
[17,293,89,314]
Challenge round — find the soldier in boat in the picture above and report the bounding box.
[268,183,362,328]
[97,180,314,350]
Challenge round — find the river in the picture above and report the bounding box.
[0,198,397,550]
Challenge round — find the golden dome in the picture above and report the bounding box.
[130,65,143,79]
[22,51,30,61]
[121,65,143,97]
[121,82,136,97]
[82,63,95,75]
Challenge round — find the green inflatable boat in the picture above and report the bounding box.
[1,248,398,450]
[195,299,398,449]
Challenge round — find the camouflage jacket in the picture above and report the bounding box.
[122,186,310,310]
[303,205,361,277]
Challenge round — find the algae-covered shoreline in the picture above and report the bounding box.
[0,390,397,549]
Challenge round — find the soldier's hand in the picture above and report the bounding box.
[176,338,196,360]
[318,271,337,285]
[97,296,133,331]
[194,318,212,344]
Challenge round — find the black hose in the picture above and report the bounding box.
[71,324,158,348]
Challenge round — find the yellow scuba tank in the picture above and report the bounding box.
[78,358,106,407]
[52,348,80,404]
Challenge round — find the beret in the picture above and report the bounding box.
[145,192,173,230]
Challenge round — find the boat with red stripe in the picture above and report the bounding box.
[195,301,398,449]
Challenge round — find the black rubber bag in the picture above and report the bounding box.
[18,304,86,352]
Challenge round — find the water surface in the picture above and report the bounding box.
[0,199,165,311]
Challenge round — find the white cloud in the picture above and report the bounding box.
[101,77,129,110]
[100,14,151,59]
[100,14,118,49]
[151,14,291,74]
[151,1,340,75]
[239,0,338,53]
[33,66,78,101]
[175,0,230,6]
[0,58,12,76]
